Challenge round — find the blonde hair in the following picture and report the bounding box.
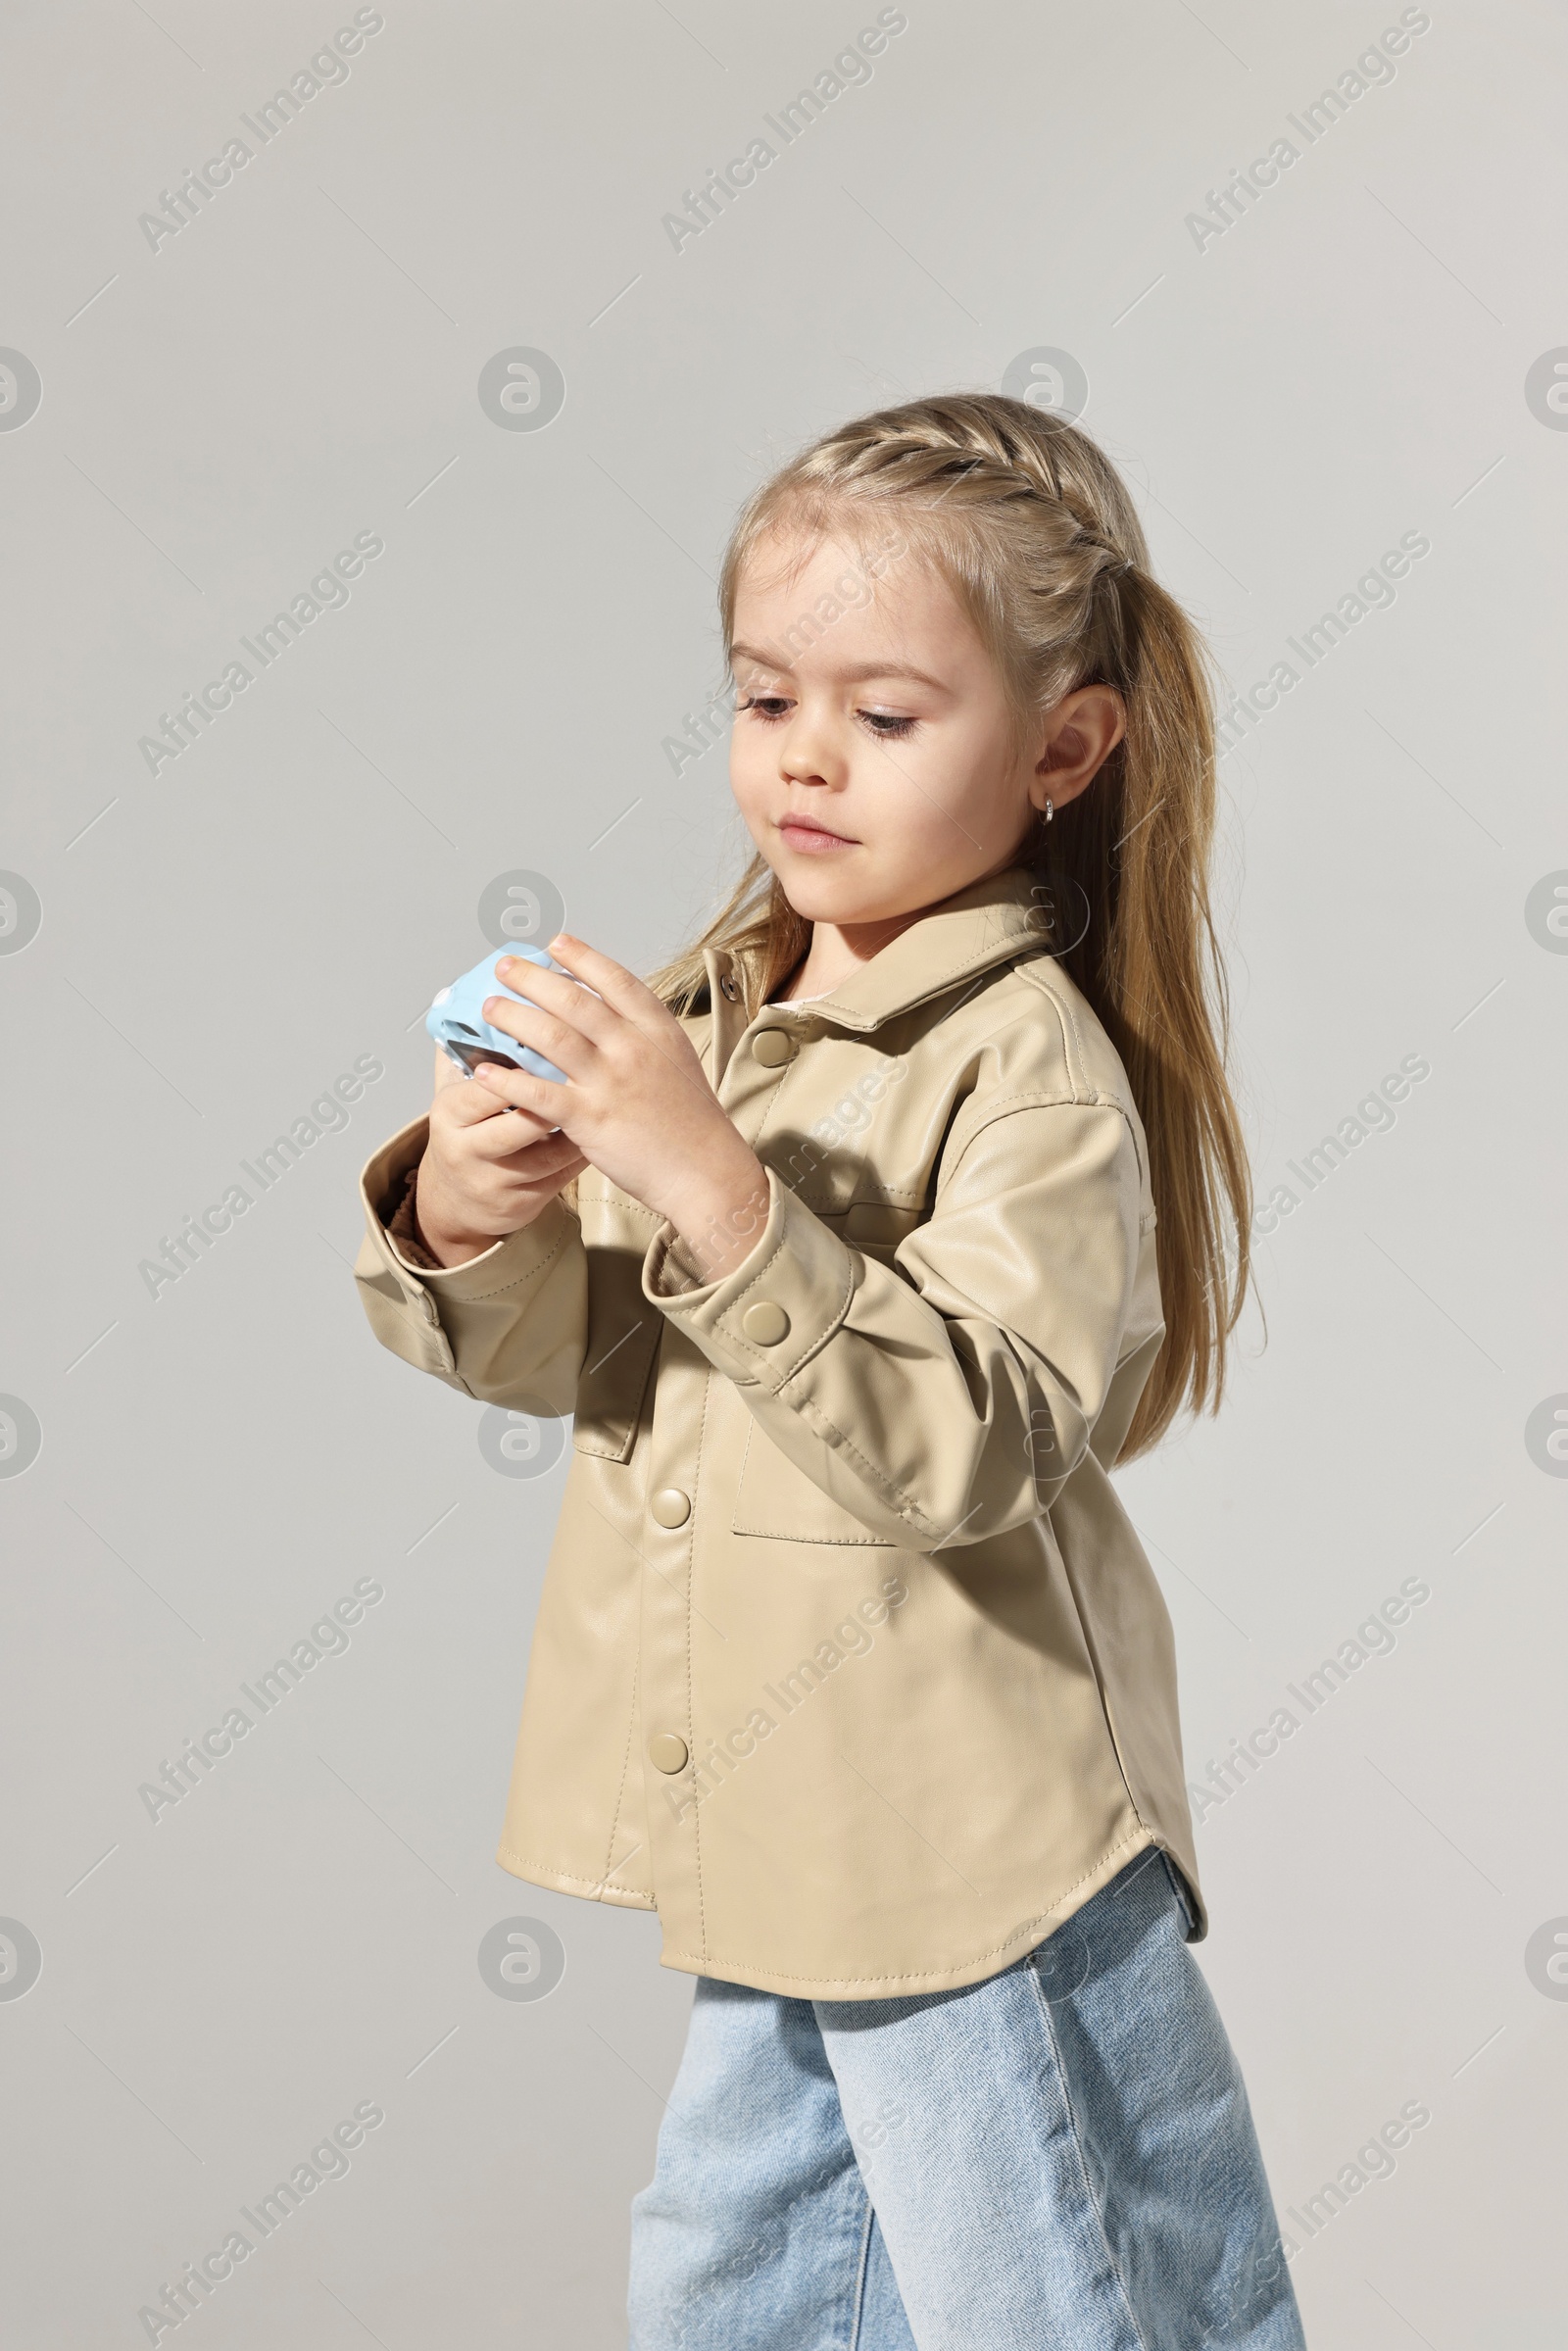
[652,392,1250,1457]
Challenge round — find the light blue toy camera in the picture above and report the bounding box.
[425,945,569,1083]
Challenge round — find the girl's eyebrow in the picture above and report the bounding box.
[729,641,947,692]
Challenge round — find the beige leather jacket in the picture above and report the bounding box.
[353,870,1201,1999]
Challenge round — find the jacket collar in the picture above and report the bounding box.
[711,867,1051,1037]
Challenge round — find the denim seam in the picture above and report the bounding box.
[1029,1961,1155,2351]
[847,2190,877,2351]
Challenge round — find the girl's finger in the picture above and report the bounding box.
[438,1066,535,1125]
[506,1137,587,1184]
[466,1102,564,1158]
[547,933,710,1095]
[479,992,597,1080]
[547,935,667,1027]
[489,1126,583,1179]
[495,956,616,1046]
[471,1059,579,1127]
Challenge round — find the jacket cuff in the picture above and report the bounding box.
[357,1116,576,1304]
[643,1169,857,1391]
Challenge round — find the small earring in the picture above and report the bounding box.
[1044,799,1054,824]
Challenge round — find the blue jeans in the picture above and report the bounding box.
[627,1849,1305,2349]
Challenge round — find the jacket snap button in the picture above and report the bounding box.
[718,974,740,1002]
[648,1733,689,1773]
[752,1028,797,1067]
[741,1300,790,1347]
[651,1487,692,1528]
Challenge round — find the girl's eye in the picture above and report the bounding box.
[735,695,916,738]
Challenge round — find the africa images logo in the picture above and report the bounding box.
[0,348,43,431]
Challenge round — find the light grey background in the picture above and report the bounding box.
[2,0,1564,2343]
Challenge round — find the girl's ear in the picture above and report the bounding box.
[1028,685,1127,813]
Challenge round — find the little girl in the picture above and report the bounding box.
[354,393,1306,2349]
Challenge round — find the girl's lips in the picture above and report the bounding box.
[778,818,858,853]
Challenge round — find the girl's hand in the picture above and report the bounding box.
[416,1046,587,1268]
[471,935,769,1280]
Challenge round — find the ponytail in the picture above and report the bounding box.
[1039,564,1250,1452]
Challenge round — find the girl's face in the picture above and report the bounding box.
[728,531,1105,931]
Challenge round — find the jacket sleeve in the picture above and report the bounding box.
[352,1116,588,1415]
[642,1102,1161,1547]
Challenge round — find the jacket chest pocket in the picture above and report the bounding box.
[731,1417,897,1546]
[841,1200,924,1257]
[572,1240,662,1464]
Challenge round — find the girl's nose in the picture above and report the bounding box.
[778,705,842,788]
